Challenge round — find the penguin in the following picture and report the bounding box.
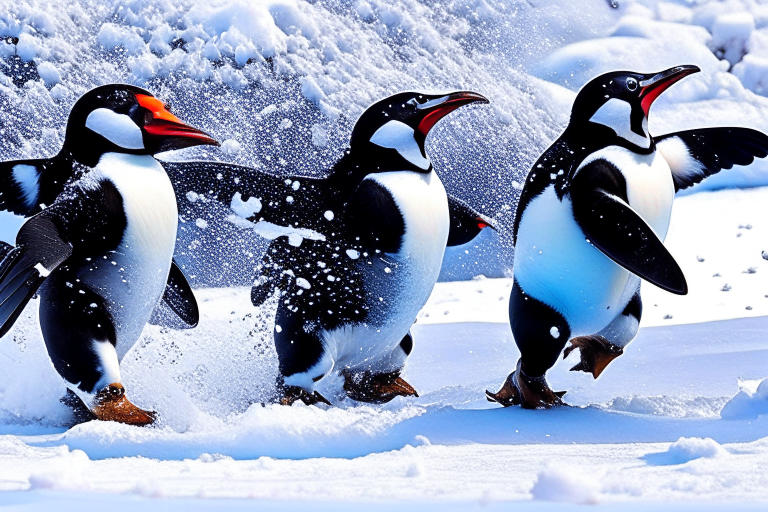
[164,91,494,405]
[485,65,768,409]
[0,84,218,425]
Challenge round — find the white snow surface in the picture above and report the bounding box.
[2,186,768,509]
[5,0,768,509]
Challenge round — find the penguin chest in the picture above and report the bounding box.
[587,146,675,239]
[83,153,177,351]
[328,170,449,368]
[513,185,636,335]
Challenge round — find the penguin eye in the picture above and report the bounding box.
[626,78,638,91]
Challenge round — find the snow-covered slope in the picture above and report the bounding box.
[6,0,768,281]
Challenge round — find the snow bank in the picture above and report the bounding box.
[530,466,600,504]
[643,437,727,466]
[720,378,768,420]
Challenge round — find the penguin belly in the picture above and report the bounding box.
[78,153,177,357]
[514,186,637,337]
[325,170,450,371]
[514,148,674,336]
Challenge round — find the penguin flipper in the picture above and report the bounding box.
[446,194,496,247]
[571,160,688,295]
[163,160,328,226]
[0,159,46,216]
[0,214,72,337]
[160,259,199,328]
[656,128,768,192]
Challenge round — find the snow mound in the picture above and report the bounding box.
[720,378,768,420]
[28,402,425,461]
[529,466,600,504]
[643,437,727,466]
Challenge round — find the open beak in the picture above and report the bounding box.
[136,94,219,149]
[639,65,700,116]
[416,91,489,138]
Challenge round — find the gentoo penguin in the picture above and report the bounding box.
[0,84,217,425]
[165,91,493,405]
[486,65,768,409]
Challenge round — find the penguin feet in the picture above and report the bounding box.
[60,389,97,426]
[486,360,566,409]
[564,335,624,379]
[485,372,521,407]
[279,385,332,407]
[342,369,419,404]
[91,383,157,426]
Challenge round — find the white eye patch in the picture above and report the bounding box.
[369,120,430,170]
[589,98,650,149]
[85,108,145,150]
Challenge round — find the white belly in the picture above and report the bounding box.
[81,153,177,356]
[514,147,674,335]
[327,169,449,370]
[579,146,675,237]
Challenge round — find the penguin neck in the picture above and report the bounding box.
[563,123,655,158]
[326,146,432,195]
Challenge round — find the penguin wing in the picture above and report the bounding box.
[159,259,199,328]
[0,212,72,337]
[163,160,328,227]
[571,159,688,295]
[656,128,768,192]
[447,194,496,247]
[0,159,45,216]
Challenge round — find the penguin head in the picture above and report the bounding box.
[569,65,700,150]
[349,91,488,173]
[65,84,218,165]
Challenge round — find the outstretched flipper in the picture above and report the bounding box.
[163,160,330,228]
[656,128,768,191]
[159,259,199,328]
[0,213,72,337]
[447,194,496,247]
[571,159,687,295]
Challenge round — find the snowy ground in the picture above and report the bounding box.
[2,187,768,509]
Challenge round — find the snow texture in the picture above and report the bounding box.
[3,0,768,509]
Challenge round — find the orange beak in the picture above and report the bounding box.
[136,94,218,147]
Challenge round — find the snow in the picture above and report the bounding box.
[4,0,768,508]
[2,187,768,508]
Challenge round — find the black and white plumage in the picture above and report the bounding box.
[166,91,493,403]
[487,65,768,409]
[0,84,217,422]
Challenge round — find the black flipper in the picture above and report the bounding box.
[163,160,330,228]
[160,259,199,328]
[571,159,687,295]
[0,214,72,337]
[446,194,496,247]
[0,241,13,262]
[655,128,768,192]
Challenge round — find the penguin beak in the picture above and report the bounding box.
[135,94,219,150]
[638,65,700,116]
[415,91,489,138]
[476,214,497,231]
